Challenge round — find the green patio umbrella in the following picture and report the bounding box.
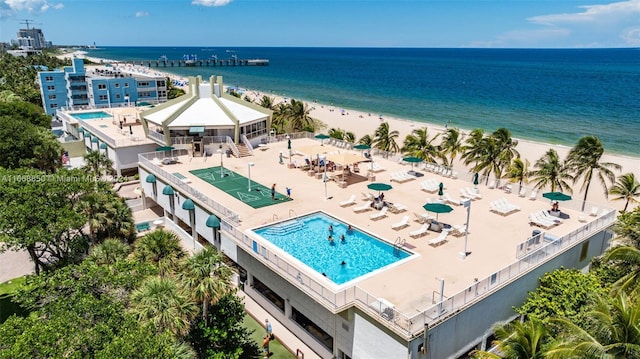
[402,156,423,171]
[473,173,479,186]
[423,202,453,221]
[542,192,572,202]
[353,144,371,150]
[287,138,292,150]
[314,133,330,145]
[367,182,392,192]
[438,182,444,197]
[156,146,175,152]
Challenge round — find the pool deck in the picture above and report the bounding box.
[65,108,155,148]
[141,137,611,317]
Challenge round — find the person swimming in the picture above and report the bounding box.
[328,224,334,233]
[340,261,346,265]
[340,234,345,242]
[328,235,334,242]
[347,224,353,233]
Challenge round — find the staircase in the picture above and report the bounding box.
[235,143,252,158]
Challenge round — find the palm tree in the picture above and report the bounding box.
[328,128,345,141]
[357,134,374,146]
[548,293,640,359]
[270,103,288,134]
[132,229,186,276]
[344,131,356,143]
[130,277,197,337]
[440,128,465,167]
[258,95,275,110]
[609,173,640,212]
[180,247,233,320]
[529,149,573,194]
[602,246,640,296]
[287,99,316,132]
[401,127,442,164]
[566,135,621,210]
[472,318,552,359]
[504,158,531,193]
[88,238,130,265]
[83,150,113,178]
[372,122,399,156]
[461,128,485,170]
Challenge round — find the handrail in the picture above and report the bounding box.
[226,137,239,158]
[241,134,254,155]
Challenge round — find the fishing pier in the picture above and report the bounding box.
[117,55,269,68]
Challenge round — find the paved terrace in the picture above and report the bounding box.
[138,137,616,338]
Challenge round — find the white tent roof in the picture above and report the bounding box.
[145,99,189,126]
[170,98,234,128]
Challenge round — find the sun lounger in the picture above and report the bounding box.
[529,189,538,200]
[428,231,449,246]
[489,198,520,216]
[370,207,389,220]
[451,225,467,236]
[392,215,410,230]
[339,194,357,207]
[361,192,375,201]
[409,223,430,238]
[413,212,434,224]
[420,180,439,193]
[519,187,527,197]
[370,162,385,173]
[589,206,599,216]
[390,171,415,183]
[353,201,373,213]
[389,203,407,213]
[443,193,462,206]
[529,212,558,229]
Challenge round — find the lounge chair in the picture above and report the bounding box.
[409,223,430,238]
[420,180,438,193]
[389,203,407,213]
[443,193,462,206]
[353,201,373,213]
[589,206,599,216]
[518,187,527,197]
[428,231,449,246]
[451,225,467,237]
[370,207,389,220]
[529,189,538,200]
[339,194,357,207]
[392,215,410,230]
[413,212,432,224]
[488,180,498,189]
[370,162,385,173]
[361,192,375,201]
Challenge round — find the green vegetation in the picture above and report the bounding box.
[0,52,69,106]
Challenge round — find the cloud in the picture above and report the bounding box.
[135,11,149,17]
[527,0,640,26]
[192,0,233,7]
[4,0,64,13]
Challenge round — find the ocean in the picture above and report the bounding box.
[86,47,640,157]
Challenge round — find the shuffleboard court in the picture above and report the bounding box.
[189,166,292,209]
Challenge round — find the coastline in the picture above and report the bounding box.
[61,51,639,211]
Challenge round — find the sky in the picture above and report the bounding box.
[1,0,639,48]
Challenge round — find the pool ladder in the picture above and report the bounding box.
[394,237,406,251]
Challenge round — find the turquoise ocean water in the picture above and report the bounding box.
[87,47,640,157]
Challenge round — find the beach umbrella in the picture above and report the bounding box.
[156,146,174,152]
[314,133,330,146]
[423,202,453,221]
[473,173,479,187]
[542,192,572,202]
[438,182,444,197]
[353,144,371,151]
[367,182,392,192]
[402,156,423,171]
[287,138,292,150]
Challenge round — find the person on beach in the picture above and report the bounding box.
[262,335,270,358]
[271,184,276,200]
[286,187,291,198]
[265,319,273,338]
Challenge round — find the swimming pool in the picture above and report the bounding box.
[253,212,412,285]
[71,111,112,120]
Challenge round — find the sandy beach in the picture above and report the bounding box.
[58,50,639,211]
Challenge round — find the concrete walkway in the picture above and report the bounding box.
[0,250,34,283]
[239,289,321,359]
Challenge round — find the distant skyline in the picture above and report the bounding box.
[1,0,639,48]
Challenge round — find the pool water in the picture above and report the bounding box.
[71,111,112,120]
[253,212,411,284]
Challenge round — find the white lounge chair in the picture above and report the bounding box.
[339,194,357,207]
[428,231,449,246]
[488,180,498,189]
[443,193,462,206]
[392,215,410,230]
[409,223,430,238]
[529,189,538,200]
[589,206,599,216]
[518,187,526,197]
[370,207,389,220]
[420,180,438,193]
[389,203,407,213]
[361,192,375,201]
[370,162,385,173]
[353,201,373,213]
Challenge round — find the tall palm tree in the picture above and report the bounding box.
[548,293,640,359]
[83,150,113,178]
[603,246,640,296]
[472,128,520,185]
[566,135,621,210]
[180,247,233,320]
[270,103,288,134]
[357,134,374,146]
[462,128,485,170]
[130,277,197,337]
[504,158,531,192]
[440,128,465,167]
[492,128,520,164]
[344,131,356,143]
[88,238,130,265]
[609,173,640,212]
[132,229,186,276]
[328,128,345,141]
[401,127,442,164]
[372,122,399,156]
[472,318,551,359]
[529,149,573,194]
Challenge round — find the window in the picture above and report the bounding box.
[138,81,150,87]
[47,85,55,91]
[99,95,108,101]
[114,83,120,88]
[97,84,106,90]
[124,83,129,88]
[45,76,53,81]
[48,94,56,100]
[49,103,58,109]
[115,94,121,99]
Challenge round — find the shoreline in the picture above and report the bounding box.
[60,51,639,211]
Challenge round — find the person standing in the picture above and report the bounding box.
[265,319,273,338]
[271,184,276,201]
[262,335,270,358]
